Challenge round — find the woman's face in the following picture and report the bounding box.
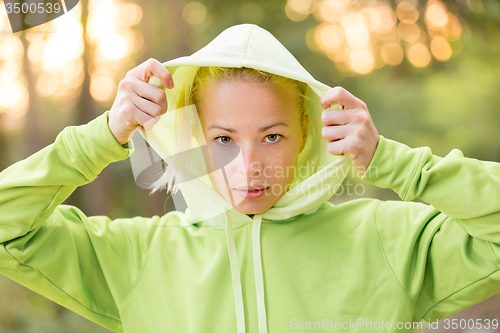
[198,78,308,215]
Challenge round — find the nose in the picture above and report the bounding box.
[237,144,262,177]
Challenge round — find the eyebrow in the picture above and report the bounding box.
[207,122,289,133]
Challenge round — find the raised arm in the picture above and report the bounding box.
[319,85,500,325]
[362,134,500,243]
[0,110,137,332]
[361,135,500,325]
[0,58,176,331]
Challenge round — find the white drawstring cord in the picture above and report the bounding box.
[221,207,245,333]
[220,208,268,333]
[252,213,268,333]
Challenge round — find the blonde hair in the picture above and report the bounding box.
[148,66,310,196]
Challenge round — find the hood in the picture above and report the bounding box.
[134,24,352,333]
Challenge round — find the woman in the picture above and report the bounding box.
[1,24,499,333]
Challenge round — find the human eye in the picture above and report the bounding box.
[213,135,233,146]
[264,133,283,144]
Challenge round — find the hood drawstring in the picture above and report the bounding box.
[221,207,246,333]
[252,212,268,333]
[220,207,268,333]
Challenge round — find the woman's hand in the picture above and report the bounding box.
[320,87,380,176]
[108,58,174,145]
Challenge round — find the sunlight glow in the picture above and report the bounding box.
[98,34,130,61]
[302,0,463,74]
[0,32,28,128]
[87,0,143,102]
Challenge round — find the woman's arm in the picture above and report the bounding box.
[0,110,147,332]
[319,86,500,324]
[0,58,174,331]
[362,134,500,244]
[361,135,500,325]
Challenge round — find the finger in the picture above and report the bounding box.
[128,58,174,89]
[320,86,366,110]
[321,124,350,143]
[326,139,346,156]
[131,92,165,118]
[128,78,167,112]
[321,108,365,126]
[130,107,159,132]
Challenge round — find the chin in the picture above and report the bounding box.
[233,204,268,215]
[230,200,273,215]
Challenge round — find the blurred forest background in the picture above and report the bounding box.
[0,0,500,332]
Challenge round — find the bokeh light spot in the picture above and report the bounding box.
[90,73,116,102]
[348,49,375,74]
[381,42,404,66]
[426,2,449,28]
[407,43,432,67]
[430,36,452,61]
[98,33,130,61]
[183,2,207,25]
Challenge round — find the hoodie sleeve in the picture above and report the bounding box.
[360,135,500,324]
[0,110,149,333]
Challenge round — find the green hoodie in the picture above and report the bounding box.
[1,23,500,333]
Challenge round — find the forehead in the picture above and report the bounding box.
[198,79,297,122]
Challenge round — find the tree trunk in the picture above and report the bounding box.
[72,0,109,216]
[21,32,44,157]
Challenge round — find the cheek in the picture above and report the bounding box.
[279,141,301,165]
[208,171,227,193]
[264,149,300,181]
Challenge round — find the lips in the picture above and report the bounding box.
[234,186,269,191]
[233,186,269,199]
